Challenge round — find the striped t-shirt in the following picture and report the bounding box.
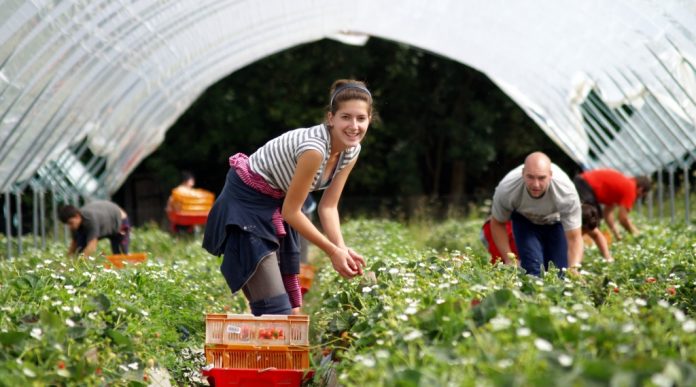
[248,124,361,192]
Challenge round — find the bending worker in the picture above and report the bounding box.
[490,152,583,276]
[574,168,651,241]
[58,200,130,257]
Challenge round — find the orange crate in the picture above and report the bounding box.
[205,314,309,346]
[104,253,147,269]
[299,264,315,293]
[205,344,310,370]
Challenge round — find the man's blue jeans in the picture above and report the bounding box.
[511,212,567,276]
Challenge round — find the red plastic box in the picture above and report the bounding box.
[201,367,314,387]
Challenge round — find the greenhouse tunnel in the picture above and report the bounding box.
[2,0,696,258]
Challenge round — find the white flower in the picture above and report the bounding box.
[404,306,418,315]
[73,306,81,314]
[497,359,513,368]
[361,287,372,293]
[534,338,553,351]
[141,310,149,317]
[462,331,471,338]
[489,316,511,331]
[674,309,686,322]
[635,298,647,307]
[576,311,590,320]
[558,354,573,367]
[117,307,127,313]
[516,327,531,337]
[651,373,674,387]
[566,315,577,324]
[355,355,375,367]
[128,362,139,370]
[30,328,42,340]
[683,319,696,333]
[23,368,36,378]
[65,318,75,327]
[436,298,445,304]
[621,323,635,333]
[403,330,422,341]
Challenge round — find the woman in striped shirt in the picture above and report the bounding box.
[203,79,372,315]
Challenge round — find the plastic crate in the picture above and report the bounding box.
[201,367,314,387]
[206,314,309,346]
[104,253,147,269]
[167,210,210,226]
[299,264,315,294]
[205,344,310,370]
[169,187,215,212]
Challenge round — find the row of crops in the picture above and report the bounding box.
[0,217,695,385]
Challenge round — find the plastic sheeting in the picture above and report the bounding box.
[1,0,696,196]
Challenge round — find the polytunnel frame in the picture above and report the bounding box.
[2,1,696,259]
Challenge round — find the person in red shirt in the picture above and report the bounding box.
[574,169,651,241]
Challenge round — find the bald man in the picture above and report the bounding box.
[490,152,583,276]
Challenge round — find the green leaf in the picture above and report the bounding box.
[0,331,29,346]
[91,293,111,312]
[40,311,62,329]
[472,288,514,326]
[105,329,132,348]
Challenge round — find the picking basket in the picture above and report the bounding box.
[104,253,147,269]
[205,344,310,370]
[206,314,309,346]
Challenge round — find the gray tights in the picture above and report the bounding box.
[242,254,291,315]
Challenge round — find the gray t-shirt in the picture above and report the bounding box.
[491,164,581,231]
[77,200,124,241]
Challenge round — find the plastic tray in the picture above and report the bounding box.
[205,344,310,370]
[206,314,309,346]
[104,253,147,269]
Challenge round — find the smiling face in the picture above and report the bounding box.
[327,99,371,150]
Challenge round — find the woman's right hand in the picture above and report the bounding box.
[329,247,362,279]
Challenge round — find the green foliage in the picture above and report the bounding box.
[2,217,694,385]
[0,232,246,386]
[307,218,696,386]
